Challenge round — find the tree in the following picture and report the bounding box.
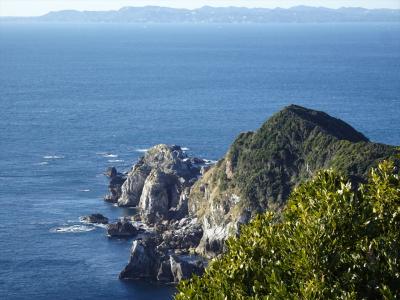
[176,160,400,299]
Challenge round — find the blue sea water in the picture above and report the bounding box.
[0,23,399,300]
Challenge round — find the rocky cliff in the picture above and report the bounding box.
[189,105,399,257]
[117,144,207,223]
[119,218,206,283]
[106,145,211,282]
[103,105,398,282]
[104,167,126,203]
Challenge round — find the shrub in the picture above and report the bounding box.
[176,160,400,299]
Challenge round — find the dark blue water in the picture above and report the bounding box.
[0,23,399,300]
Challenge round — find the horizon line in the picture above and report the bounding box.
[1,5,399,18]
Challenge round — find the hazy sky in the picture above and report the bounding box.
[1,0,399,17]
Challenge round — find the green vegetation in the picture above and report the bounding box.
[222,105,399,208]
[177,160,400,299]
[189,105,399,233]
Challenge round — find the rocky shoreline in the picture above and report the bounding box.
[81,105,399,285]
[84,144,213,284]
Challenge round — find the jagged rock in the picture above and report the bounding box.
[104,167,126,203]
[117,144,212,223]
[107,220,138,237]
[171,187,190,219]
[178,218,189,227]
[188,157,205,165]
[118,217,206,283]
[189,105,399,257]
[162,220,203,250]
[120,235,206,283]
[139,169,181,223]
[119,237,161,280]
[157,260,174,282]
[103,149,213,283]
[80,213,109,224]
[105,166,117,177]
[142,144,200,178]
[118,167,148,207]
[169,255,205,283]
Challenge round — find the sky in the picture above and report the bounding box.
[0,0,399,17]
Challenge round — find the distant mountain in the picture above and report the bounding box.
[2,6,400,23]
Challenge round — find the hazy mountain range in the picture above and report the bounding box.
[2,6,400,23]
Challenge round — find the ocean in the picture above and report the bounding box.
[0,23,399,300]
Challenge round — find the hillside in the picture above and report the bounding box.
[189,105,399,256]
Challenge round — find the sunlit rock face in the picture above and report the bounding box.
[118,144,208,222]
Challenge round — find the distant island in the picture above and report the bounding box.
[1,6,400,23]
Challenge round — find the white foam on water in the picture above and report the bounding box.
[78,189,90,192]
[79,218,108,229]
[181,147,190,151]
[93,223,108,229]
[108,159,123,162]
[34,162,49,165]
[204,159,217,165]
[135,148,149,153]
[43,155,64,159]
[102,154,118,158]
[50,225,95,233]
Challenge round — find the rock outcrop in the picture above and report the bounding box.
[189,105,400,257]
[80,213,109,224]
[138,170,180,223]
[168,255,205,282]
[160,218,203,251]
[107,219,138,238]
[99,146,212,283]
[119,222,206,283]
[117,144,209,223]
[119,237,160,280]
[104,167,126,203]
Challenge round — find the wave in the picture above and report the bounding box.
[204,159,218,164]
[135,148,149,153]
[50,225,95,233]
[34,162,49,165]
[79,218,108,229]
[181,147,190,151]
[93,223,108,229]
[102,154,118,158]
[43,155,64,159]
[108,159,124,163]
[96,152,119,158]
[78,189,90,192]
